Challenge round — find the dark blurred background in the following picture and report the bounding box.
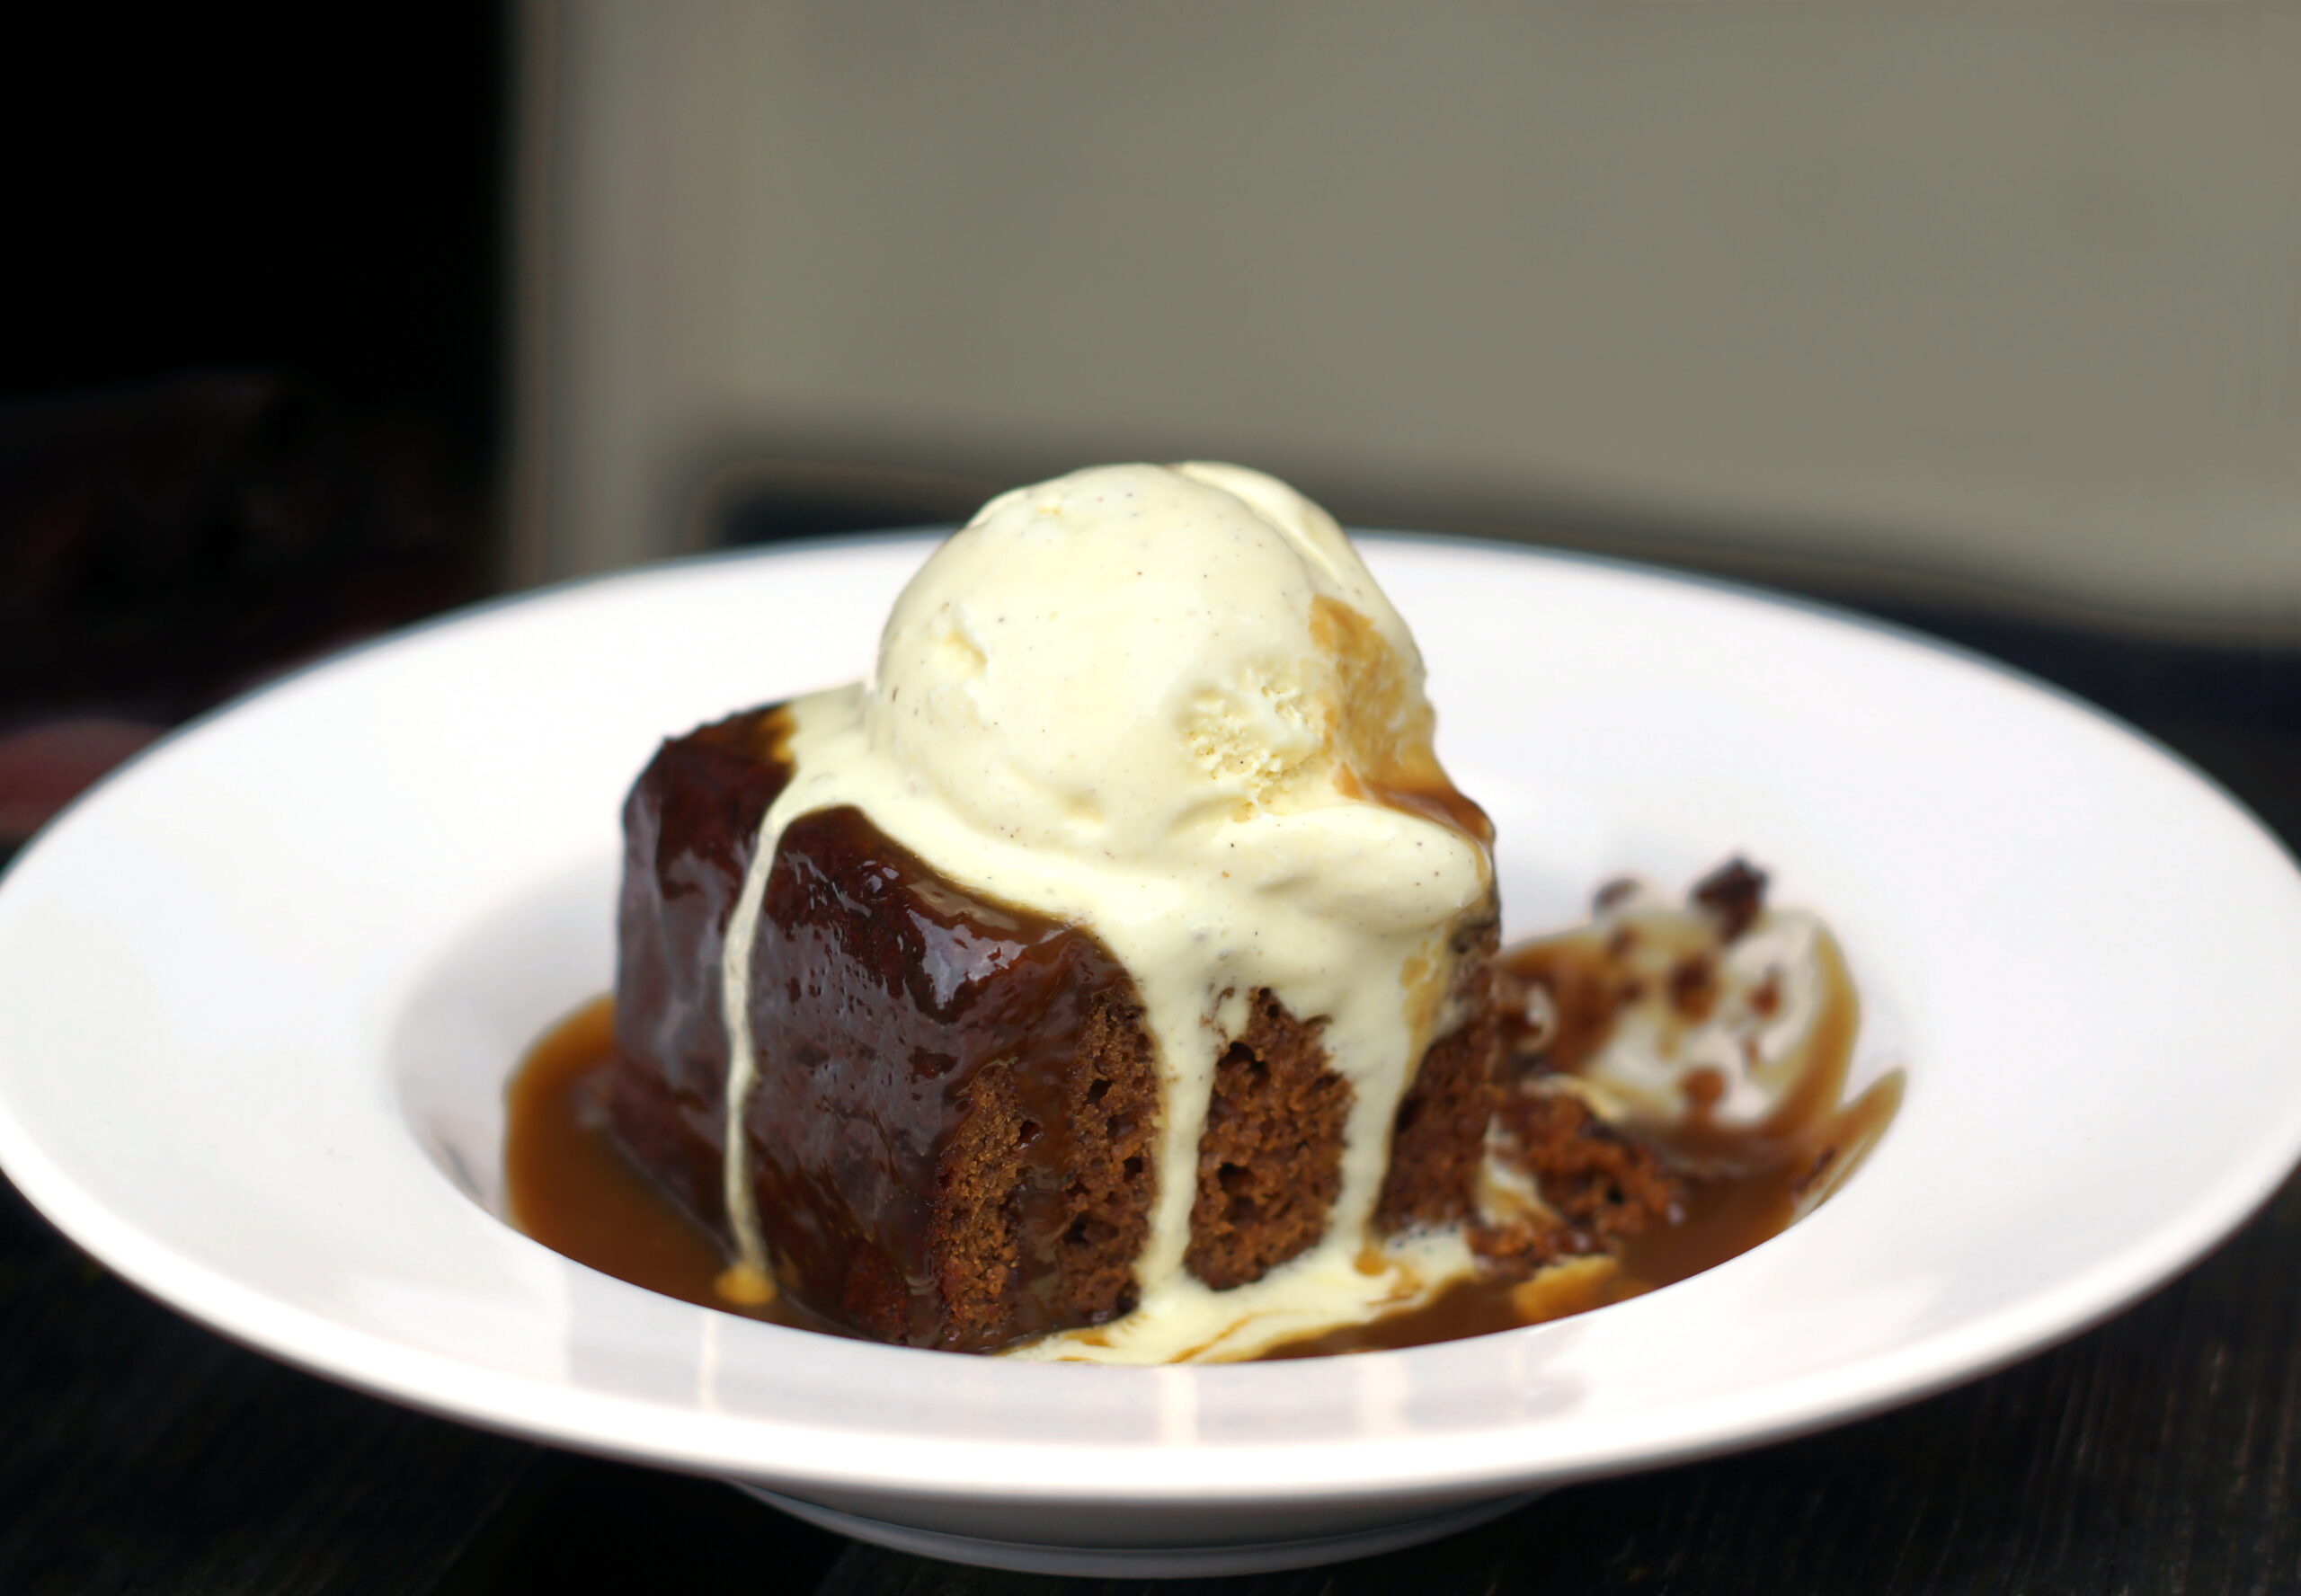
[3,8,2299,1592]
[0,11,502,841]
[5,5,2297,858]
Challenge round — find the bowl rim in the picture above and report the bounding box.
[3,531,2298,1507]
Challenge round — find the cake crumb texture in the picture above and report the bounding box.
[1376,915,1505,1232]
[934,991,1159,1341]
[1186,989,1352,1290]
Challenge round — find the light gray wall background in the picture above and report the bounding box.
[511,2,2301,640]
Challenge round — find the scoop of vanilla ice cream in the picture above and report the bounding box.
[870,464,1468,909]
[734,464,1497,1361]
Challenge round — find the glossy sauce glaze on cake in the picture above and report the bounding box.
[509,858,1899,1357]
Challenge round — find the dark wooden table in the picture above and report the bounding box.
[3,592,2297,1595]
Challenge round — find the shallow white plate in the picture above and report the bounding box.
[3,536,2299,1579]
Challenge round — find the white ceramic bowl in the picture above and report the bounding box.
[3,536,2298,1579]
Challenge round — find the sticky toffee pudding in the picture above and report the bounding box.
[502,464,1900,1362]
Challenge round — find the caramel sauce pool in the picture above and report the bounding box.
[507,955,1899,1359]
[503,998,848,1340]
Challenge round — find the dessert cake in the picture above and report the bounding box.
[600,464,1797,1361]
[609,713,1535,1352]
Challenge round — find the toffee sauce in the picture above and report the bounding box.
[505,938,1900,1360]
[504,997,851,1342]
[1262,933,1899,1357]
